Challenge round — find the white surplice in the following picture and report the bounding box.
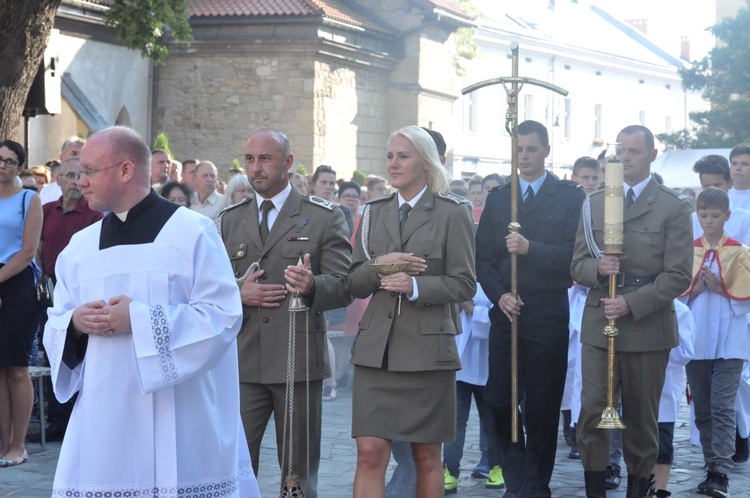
[43,207,260,498]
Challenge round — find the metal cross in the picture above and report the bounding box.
[462,42,569,443]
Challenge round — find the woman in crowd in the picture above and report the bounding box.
[311,165,337,201]
[289,172,308,195]
[0,140,43,467]
[348,126,476,496]
[28,165,50,190]
[160,182,193,208]
[217,174,253,212]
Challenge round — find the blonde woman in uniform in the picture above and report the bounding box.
[348,126,476,497]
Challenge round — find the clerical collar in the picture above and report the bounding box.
[99,189,179,250]
[398,184,428,208]
[624,175,651,201]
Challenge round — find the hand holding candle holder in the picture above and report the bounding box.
[370,262,412,315]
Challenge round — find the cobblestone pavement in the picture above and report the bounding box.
[2,385,749,497]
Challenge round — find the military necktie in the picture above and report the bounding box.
[626,188,635,209]
[399,203,412,238]
[259,199,274,245]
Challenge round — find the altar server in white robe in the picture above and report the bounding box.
[43,126,260,498]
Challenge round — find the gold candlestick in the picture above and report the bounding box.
[597,143,626,430]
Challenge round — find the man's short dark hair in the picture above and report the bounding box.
[482,173,504,188]
[697,186,729,212]
[618,125,655,151]
[730,144,750,161]
[338,181,361,197]
[518,120,549,148]
[572,156,600,176]
[693,155,730,182]
[421,127,447,157]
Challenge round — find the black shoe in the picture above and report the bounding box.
[703,470,729,498]
[605,465,621,490]
[26,425,65,442]
[733,431,748,466]
[627,475,652,498]
[562,410,575,446]
[584,470,607,498]
[652,490,671,498]
[568,442,580,459]
[698,470,712,494]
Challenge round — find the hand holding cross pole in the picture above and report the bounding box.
[462,41,568,443]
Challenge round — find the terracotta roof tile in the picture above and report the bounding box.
[188,0,395,34]
[421,0,473,21]
[189,0,315,17]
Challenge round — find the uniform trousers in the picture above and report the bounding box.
[578,345,670,478]
[240,380,322,498]
[487,318,568,497]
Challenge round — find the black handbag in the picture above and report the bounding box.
[36,275,54,308]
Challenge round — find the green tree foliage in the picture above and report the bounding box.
[351,170,366,186]
[453,0,480,77]
[105,0,193,63]
[296,164,308,176]
[0,0,193,137]
[152,132,173,157]
[660,2,750,149]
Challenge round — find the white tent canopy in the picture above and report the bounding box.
[651,148,732,189]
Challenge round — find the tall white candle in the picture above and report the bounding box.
[603,161,624,254]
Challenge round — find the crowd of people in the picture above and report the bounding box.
[0,121,749,498]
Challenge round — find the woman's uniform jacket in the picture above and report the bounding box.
[347,188,476,372]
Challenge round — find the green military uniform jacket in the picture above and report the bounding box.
[219,186,352,384]
[571,178,693,352]
[347,188,477,371]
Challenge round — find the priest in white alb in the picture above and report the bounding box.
[43,126,260,498]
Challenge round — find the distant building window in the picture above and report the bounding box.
[524,94,534,121]
[596,70,602,76]
[462,157,478,173]
[464,92,479,133]
[564,64,571,70]
[594,104,602,138]
[564,99,572,139]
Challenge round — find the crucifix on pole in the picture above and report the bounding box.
[462,42,569,443]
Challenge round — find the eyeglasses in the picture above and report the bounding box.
[340,194,359,200]
[79,160,125,178]
[0,157,19,168]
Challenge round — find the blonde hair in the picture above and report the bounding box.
[388,126,449,193]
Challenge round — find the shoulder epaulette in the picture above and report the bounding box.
[304,194,338,211]
[435,191,464,205]
[366,192,396,205]
[559,179,580,188]
[218,195,253,217]
[658,184,686,200]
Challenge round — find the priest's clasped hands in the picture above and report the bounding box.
[72,295,134,337]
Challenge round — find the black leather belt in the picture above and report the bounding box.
[616,272,655,288]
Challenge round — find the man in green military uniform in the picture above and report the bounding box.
[571,125,693,498]
[219,128,351,498]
